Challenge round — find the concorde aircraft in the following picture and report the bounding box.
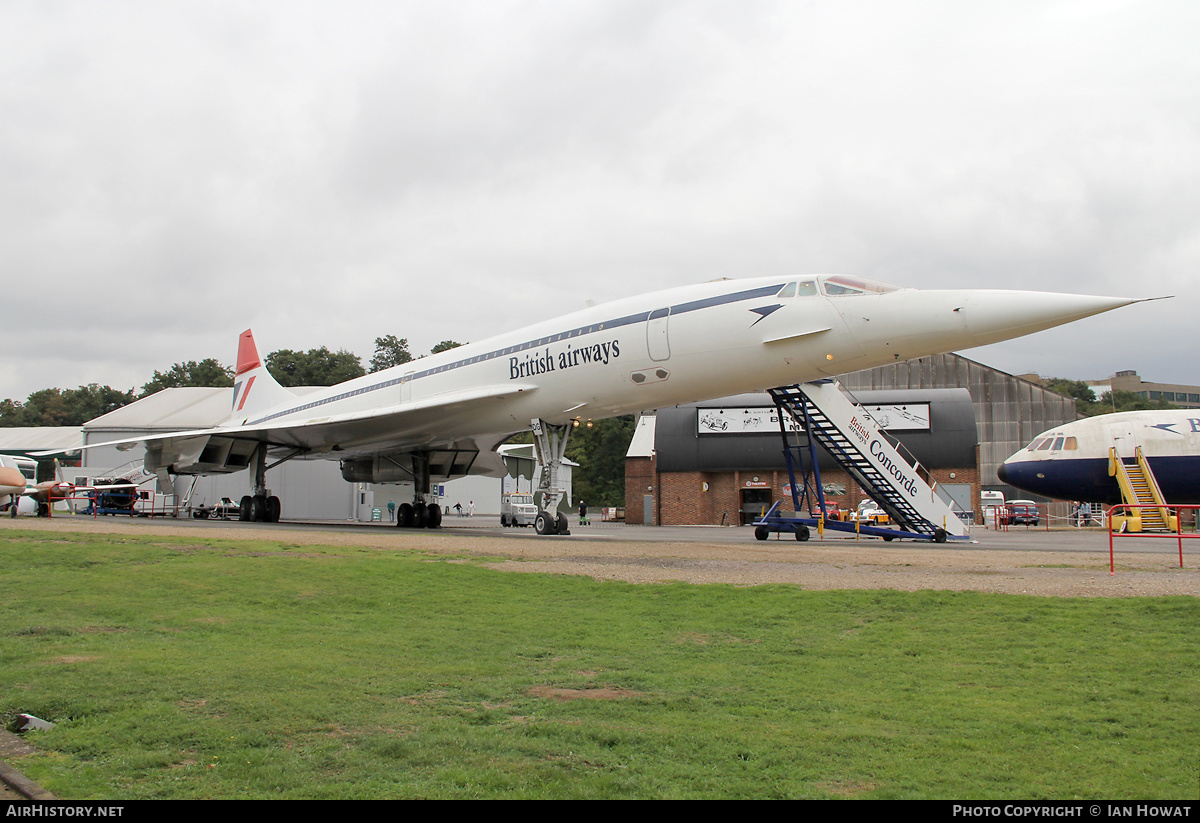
[60,274,1151,533]
[998,409,1200,505]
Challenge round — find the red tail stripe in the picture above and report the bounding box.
[236,329,261,375]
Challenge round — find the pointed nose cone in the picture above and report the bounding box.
[959,292,1142,349]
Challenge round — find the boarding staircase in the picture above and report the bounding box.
[1109,446,1174,532]
[769,381,971,540]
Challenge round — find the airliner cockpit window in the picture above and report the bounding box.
[1026,438,1048,452]
[776,280,819,298]
[822,275,903,295]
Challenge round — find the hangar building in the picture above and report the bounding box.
[626,353,1079,526]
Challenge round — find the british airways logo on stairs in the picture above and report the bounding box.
[848,415,871,445]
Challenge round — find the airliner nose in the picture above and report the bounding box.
[996,461,1010,485]
[960,292,1142,349]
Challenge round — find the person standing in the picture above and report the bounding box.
[387,500,396,522]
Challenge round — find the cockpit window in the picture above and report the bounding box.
[1063,436,1078,450]
[822,275,903,295]
[776,280,821,298]
[1026,438,1047,451]
[1036,439,1055,450]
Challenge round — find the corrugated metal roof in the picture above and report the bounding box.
[84,387,232,430]
[84,386,323,432]
[0,427,84,454]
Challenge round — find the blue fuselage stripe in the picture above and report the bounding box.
[248,283,785,426]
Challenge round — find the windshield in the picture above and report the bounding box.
[821,275,904,295]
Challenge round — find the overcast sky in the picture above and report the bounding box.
[3,0,1198,402]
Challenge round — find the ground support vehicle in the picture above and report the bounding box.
[500,493,537,527]
[191,497,243,520]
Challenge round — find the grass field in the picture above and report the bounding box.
[1,528,1197,799]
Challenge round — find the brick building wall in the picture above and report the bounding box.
[630,464,980,526]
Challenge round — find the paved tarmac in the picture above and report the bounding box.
[76,511,1193,556]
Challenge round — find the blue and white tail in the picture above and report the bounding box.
[228,329,297,424]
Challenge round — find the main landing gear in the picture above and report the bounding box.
[396,500,443,529]
[239,444,282,523]
[240,494,281,523]
[531,418,571,536]
[395,452,442,529]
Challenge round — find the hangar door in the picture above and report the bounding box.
[935,483,973,521]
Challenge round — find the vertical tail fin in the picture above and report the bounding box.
[228,329,297,424]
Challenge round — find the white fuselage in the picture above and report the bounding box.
[999,409,1200,504]
[235,275,1134,459]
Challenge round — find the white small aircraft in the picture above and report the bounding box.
[999,409,1200,504]
[62,274,1151,533]
[1,454,71,517]
[1,455,32,513]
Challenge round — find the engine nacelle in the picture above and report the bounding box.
[339,455,414,484]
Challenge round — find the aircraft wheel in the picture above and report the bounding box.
[239,495,253,521]
[250,495,266,522]
[414,502,429,529]
[397,503,414,528]
[883,534,895,542]
[754,526,769,541]
[796,525,810,542]
[266,496,281,523]
[554,513,569,534]
[535,511,553,535]
[933,528,947,544]
[425,504,442,529]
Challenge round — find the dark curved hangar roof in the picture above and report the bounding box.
[653,389,977,473]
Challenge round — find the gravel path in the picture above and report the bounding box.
[6,517,1198,597]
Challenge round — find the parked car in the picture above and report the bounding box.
[192,497,242,520]
[853,500,889,524]
[1004,500,1040,526]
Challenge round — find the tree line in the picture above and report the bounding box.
[0,336,462,428]
[1039,378,1184,417]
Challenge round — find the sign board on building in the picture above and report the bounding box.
[697,404,930,435]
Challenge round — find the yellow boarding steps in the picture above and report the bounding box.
[1108,446,1176,533]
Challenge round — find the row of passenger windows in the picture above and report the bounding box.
[1025,436,1079,452]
